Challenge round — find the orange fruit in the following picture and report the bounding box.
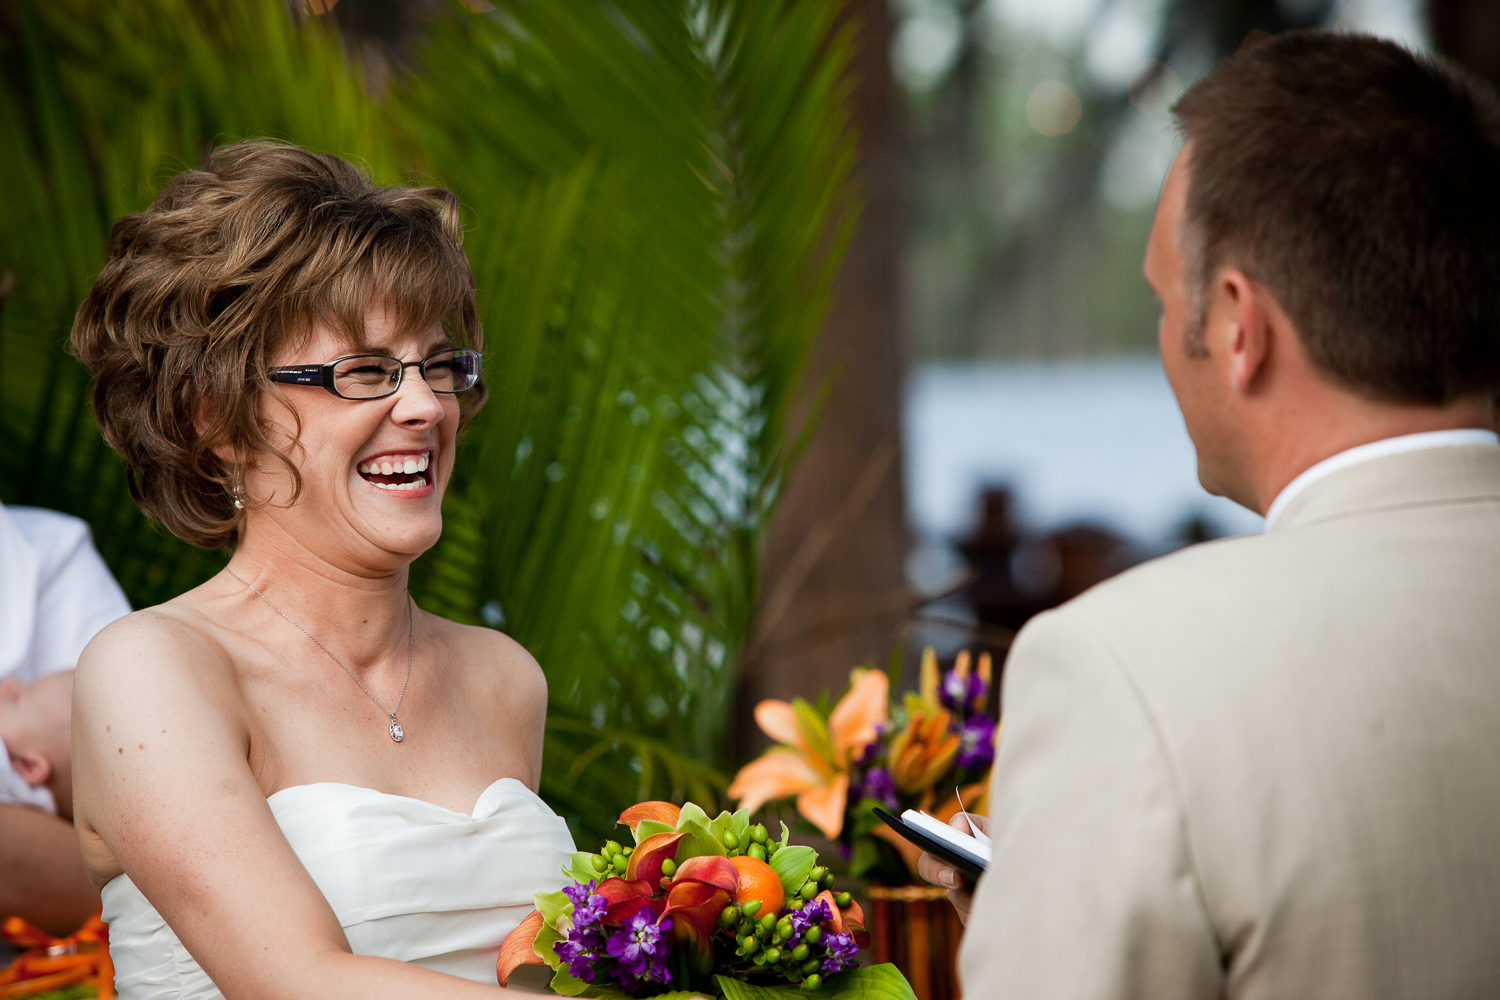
[730,855,785,915]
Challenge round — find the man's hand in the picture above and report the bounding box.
[916,812,989,926]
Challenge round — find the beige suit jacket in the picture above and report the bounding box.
[959,443,1500,999]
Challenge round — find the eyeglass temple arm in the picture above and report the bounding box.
[267,365,329,386]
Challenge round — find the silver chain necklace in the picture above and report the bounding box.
[226,568,413,743]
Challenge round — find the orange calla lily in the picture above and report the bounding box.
[661,856,739,974]
[729,669,887,839]
[624,831,688,885]
[618,801,681,835]
[596,877,661,925]
[496,909,546,987]
[811,888,870,949]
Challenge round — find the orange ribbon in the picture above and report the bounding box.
[0,911,113,1000]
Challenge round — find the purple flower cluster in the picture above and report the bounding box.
[819,931,859,975]
[555,881,608,981]
[606,910,673,994]
[784,897,832,948]
[940,663,989,716]
[957,715,995,770]
[553,881,674,996]
[851,765,898,811]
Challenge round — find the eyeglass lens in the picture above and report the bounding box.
[331,349,480,399]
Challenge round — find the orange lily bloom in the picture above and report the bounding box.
[887,701,961,795]
[728,668,888,839]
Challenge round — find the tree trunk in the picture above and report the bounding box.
[735,0,910,757]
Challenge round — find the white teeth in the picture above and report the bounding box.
[359,453,431,478]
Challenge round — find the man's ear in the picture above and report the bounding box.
[10,748,52,788]
[1217,268,1272,393]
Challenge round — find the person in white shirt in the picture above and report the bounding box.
[0,500,129,933]
[920,32,1500,999]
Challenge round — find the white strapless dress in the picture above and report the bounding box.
[100,778,576,999]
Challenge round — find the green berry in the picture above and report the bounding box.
[792,943,810,961]
[803,958,822,975]
[623,846,633,857]
[802,973,822,990]
[811,867,829,882]
[742,900,762,918]
[720,905,740,926]
[605,840,622,856]
[739,919,755,936]
[742,937,759,954]
[760,913,777,934]
[820,874,836,890]
[747,842,767,862]
[751,824,768,844]
[590,854,608,873]
[800,882,818,899]
[776,917,794,940]
[661,858,677,877]
[764,946,782,964]
[611,855,628,874]
[723,830,740,850]
[835,892,852,908]
[764,841,778,857]
[805,926,823,945]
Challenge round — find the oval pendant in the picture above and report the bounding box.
[390,719,405,742]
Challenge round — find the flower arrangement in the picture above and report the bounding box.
[498,801,916,1000]
[728,649,998,883]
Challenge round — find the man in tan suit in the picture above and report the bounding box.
[918,32,1500,999]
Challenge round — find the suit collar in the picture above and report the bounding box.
[1271,442,1500,532]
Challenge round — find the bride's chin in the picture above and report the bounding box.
[364,520,444,559]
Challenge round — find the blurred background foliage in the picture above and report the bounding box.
[0,0,855,841]
[886,0,1452,364]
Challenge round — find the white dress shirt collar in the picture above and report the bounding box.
[1263,428,1500,530]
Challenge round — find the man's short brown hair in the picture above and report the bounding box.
[72,140,484,550]
[1173,32,1500,404]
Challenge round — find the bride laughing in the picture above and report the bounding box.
[69,140,575,999]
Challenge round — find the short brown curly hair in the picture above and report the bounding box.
[72,140,485,550]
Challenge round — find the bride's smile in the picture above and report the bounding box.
[240,314,464,570]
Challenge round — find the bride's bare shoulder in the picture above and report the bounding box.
[429,614,547,710]
[75,598,237,694]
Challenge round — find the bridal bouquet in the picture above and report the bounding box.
[497,801,914,999]
[728,649,998,882]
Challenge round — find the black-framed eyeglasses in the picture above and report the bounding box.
[268,348,482,400]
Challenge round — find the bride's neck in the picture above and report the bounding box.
[224,527,414,671]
